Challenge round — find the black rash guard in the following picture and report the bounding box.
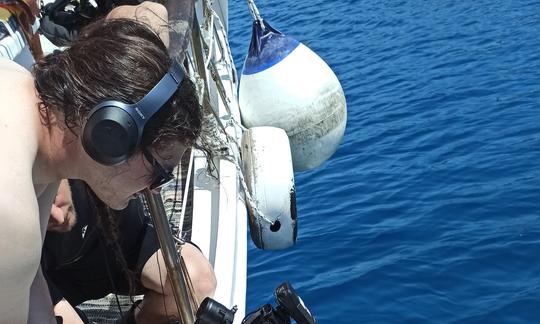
[41,180,160,305]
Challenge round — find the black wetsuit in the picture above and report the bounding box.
[41,180,160,306]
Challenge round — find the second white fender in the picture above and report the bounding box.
[241,126,297,250]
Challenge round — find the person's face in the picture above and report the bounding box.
[48,179,77,233]
[86,141,186,210]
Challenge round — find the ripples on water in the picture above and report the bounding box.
[229,1,540,322]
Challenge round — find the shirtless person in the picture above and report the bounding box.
[0,14,201,324]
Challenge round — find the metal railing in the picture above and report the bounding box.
[143,189,197,324]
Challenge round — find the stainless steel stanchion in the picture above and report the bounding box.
[143,189,196,324]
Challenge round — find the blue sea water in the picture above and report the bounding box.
[228,1,540,323]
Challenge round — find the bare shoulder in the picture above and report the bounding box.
[0,58,40,191]
[0,58,30,73]
[107,1,169,47]
[0,58,39,137]
[0,58,35,104]
[107,1,167,20]
[0,59,50,323]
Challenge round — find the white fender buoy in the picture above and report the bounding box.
[241,126,297,250]
[239,19,347,171]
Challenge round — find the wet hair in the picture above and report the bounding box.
[32,18,202,153]
[34,18,204,298]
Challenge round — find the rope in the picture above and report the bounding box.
[178,149,195,240]
[246,0,265,29]
[202,0,215,68]
[187,0,276,226]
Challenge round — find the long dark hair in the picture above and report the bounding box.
[33,18,202,152]
[85,184,139,295]
[34,18,205,296]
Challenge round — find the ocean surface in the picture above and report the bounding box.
[227,1,540,323]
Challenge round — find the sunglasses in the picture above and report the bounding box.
[142,149,175,190]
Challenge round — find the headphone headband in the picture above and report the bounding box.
[134,60,184,122]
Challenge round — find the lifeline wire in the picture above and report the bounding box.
[193,1,278,226]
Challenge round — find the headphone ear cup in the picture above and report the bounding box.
[82,106,140,166]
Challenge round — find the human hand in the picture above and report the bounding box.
[106,1,169,48]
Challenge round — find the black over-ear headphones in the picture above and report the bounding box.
[82,60,184,166]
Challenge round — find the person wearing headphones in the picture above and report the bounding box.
[43,179,216,324]
[0,10,201,324]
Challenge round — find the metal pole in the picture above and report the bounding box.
[143,189,196,324]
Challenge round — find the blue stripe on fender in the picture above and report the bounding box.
[242,20,300,75]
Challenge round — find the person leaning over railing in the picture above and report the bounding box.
[43,179,216,324]
[0,11,203,324]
